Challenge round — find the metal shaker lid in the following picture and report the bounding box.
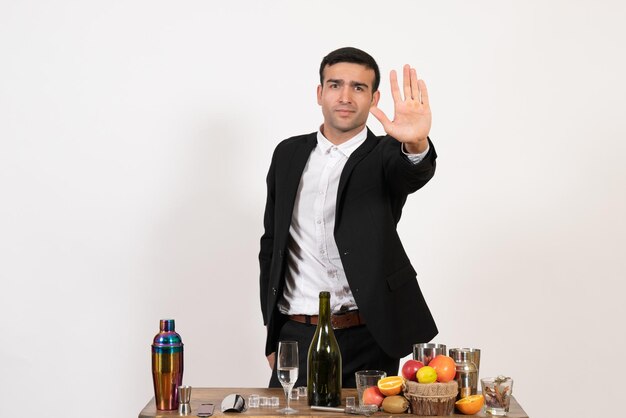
[449,348,471,362]
[152,319,183,350]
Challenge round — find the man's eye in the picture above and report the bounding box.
[355,86,363,92]
[329,84,338,89]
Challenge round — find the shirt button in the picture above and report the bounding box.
[316,220,321,224]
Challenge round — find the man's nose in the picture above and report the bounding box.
[339,86,352,103]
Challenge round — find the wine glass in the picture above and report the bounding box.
[276,340,299,414]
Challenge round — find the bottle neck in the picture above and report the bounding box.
[318,293,331,327]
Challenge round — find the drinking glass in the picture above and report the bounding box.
[276,341,299,414]
[355,370,386,408]
[413,343,446,365]
[482,376,513,415]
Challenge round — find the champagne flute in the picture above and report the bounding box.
[277,340,299,414]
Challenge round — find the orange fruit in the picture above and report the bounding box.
[377,376,404,396]
[429,355,457,383]
[455,394,485,415]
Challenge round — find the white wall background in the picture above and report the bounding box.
[2,1,625,417]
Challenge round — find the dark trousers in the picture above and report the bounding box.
[268,318,399,388]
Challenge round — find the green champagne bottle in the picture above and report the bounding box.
[307,291,342,406]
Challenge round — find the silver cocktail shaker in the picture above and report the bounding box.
[450,348,478,399]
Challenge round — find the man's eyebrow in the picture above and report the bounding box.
[351,81,370,89]
[325,79,370,89]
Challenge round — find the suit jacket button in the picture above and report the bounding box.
[272,288,277,295]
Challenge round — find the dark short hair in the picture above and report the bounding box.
[319,47,381,92]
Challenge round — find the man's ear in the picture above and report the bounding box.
[317,85,323,105]
[371,90,380,107]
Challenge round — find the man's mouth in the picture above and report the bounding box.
[335,108,355,116]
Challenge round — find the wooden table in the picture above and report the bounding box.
[138,388,529,418]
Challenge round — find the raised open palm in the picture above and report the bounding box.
[370,65,431,153]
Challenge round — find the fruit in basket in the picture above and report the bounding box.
[377,376,404,396]
[401,359,424,381]
[429,355,456,383]
[416,366,437,383]
[382,395,409,413]
[455,394,485,415]
[362,386,385,407]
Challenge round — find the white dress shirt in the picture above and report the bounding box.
[277,127,429,315]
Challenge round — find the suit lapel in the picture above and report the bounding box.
[336,129,379,209]
[280,133,317,227]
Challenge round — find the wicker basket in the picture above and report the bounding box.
[404,380,458,416]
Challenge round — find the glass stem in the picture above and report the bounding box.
[284,385,291,410]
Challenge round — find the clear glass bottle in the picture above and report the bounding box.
[307,291,342,406]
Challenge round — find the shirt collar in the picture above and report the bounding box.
[316,126,368,158]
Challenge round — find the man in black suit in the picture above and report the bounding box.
[260,47,438,388]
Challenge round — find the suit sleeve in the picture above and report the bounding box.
[259,148,277,325]
[382,136,437,196]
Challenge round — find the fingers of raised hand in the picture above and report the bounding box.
[394,64,428,105]
[389,69,401,103]
[417,78,429,106]
[409,67,420,101]
[403,64,413,101]
[369,105,391,128]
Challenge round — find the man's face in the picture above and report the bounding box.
[317,62,380,143]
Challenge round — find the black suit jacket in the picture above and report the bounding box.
[259,128,438,358]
